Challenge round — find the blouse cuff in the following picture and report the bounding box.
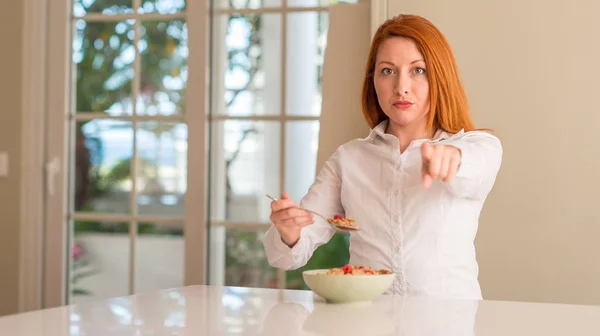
[442,140,477,178]
[271,228,304,258]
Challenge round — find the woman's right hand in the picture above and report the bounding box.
[269,192,314,247]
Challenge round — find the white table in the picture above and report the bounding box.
[0,285,599,335]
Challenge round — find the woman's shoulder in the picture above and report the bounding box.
[446,129,502,146]
[332,136,376,157]
[441,129,503,162]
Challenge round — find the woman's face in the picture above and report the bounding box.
[373,36,430,132]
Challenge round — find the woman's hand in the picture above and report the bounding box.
[270,192,314,247]
[420,142,462,188]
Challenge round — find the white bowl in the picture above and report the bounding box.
[302,269,395,304]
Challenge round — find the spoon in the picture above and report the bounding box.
[265,194,358,232]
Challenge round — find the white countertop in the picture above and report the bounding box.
[1,285,599,335]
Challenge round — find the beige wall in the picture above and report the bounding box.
[387,0,600,305]
[0,0,23,316]
[317,2,371,171]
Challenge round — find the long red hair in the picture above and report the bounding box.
[361,14,475,133]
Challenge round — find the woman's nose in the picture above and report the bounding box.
[394,84,409,96]
[394,75,409,95]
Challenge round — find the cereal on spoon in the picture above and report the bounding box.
[327,214,359,230]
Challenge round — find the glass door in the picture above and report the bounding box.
[207,0,357,290]
[44,0,208,307]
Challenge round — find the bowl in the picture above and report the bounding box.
[302,269,395,304]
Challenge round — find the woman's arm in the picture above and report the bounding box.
[262,150,345,271]
[442,131,503,200]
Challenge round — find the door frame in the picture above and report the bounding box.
[42,0,71,309]
[19,0,48,313]
[369,0,388,35]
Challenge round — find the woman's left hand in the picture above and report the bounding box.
[420,142,461,188]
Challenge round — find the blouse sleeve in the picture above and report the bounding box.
[262,149,345,270]
[441,131,503,200]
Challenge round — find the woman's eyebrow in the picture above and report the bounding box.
[376,59,425,67]
[376,60,396,67]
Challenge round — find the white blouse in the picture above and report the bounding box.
[262,120,503,300]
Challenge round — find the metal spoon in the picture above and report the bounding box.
[265,194,358,232]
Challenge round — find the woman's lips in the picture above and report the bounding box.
[393,101,414,109]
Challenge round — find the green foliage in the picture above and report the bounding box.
[74,1,186,113]
[286,233,350,289]
[225,230,278,287]
[90,157,131,198]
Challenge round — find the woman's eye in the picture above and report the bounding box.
[381,68,394,75]
[414,67,427,75]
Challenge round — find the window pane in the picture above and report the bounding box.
[140,0,186,14]
[288,0,327,7]
[135,223,184,293]
[213,0,281,10]
[224,229,278,288]
[136,122,187,217]
[286,12,328,116]
[75,120,133,214]
[73,20,135,115]
[209,120,280,223]
[70,221,130,304]
[212,14,282,116]
[284,121,319,202]
[138,20,188,116]
[73,0,134,17]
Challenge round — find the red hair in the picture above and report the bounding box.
[361,14,475,133]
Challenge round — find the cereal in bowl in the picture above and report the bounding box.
[325,264,391,275]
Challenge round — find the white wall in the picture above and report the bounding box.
[387,0,600,305]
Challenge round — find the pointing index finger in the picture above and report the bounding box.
[421,142,433,162]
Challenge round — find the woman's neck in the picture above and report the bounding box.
[385,120,435,153]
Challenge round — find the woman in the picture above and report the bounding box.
[262,14,502,300]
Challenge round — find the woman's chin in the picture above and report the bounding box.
[386,115,426,129]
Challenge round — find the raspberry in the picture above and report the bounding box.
[341,264,353,274]
[333,214,343,220]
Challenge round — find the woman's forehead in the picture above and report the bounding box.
[376,37,424,65]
